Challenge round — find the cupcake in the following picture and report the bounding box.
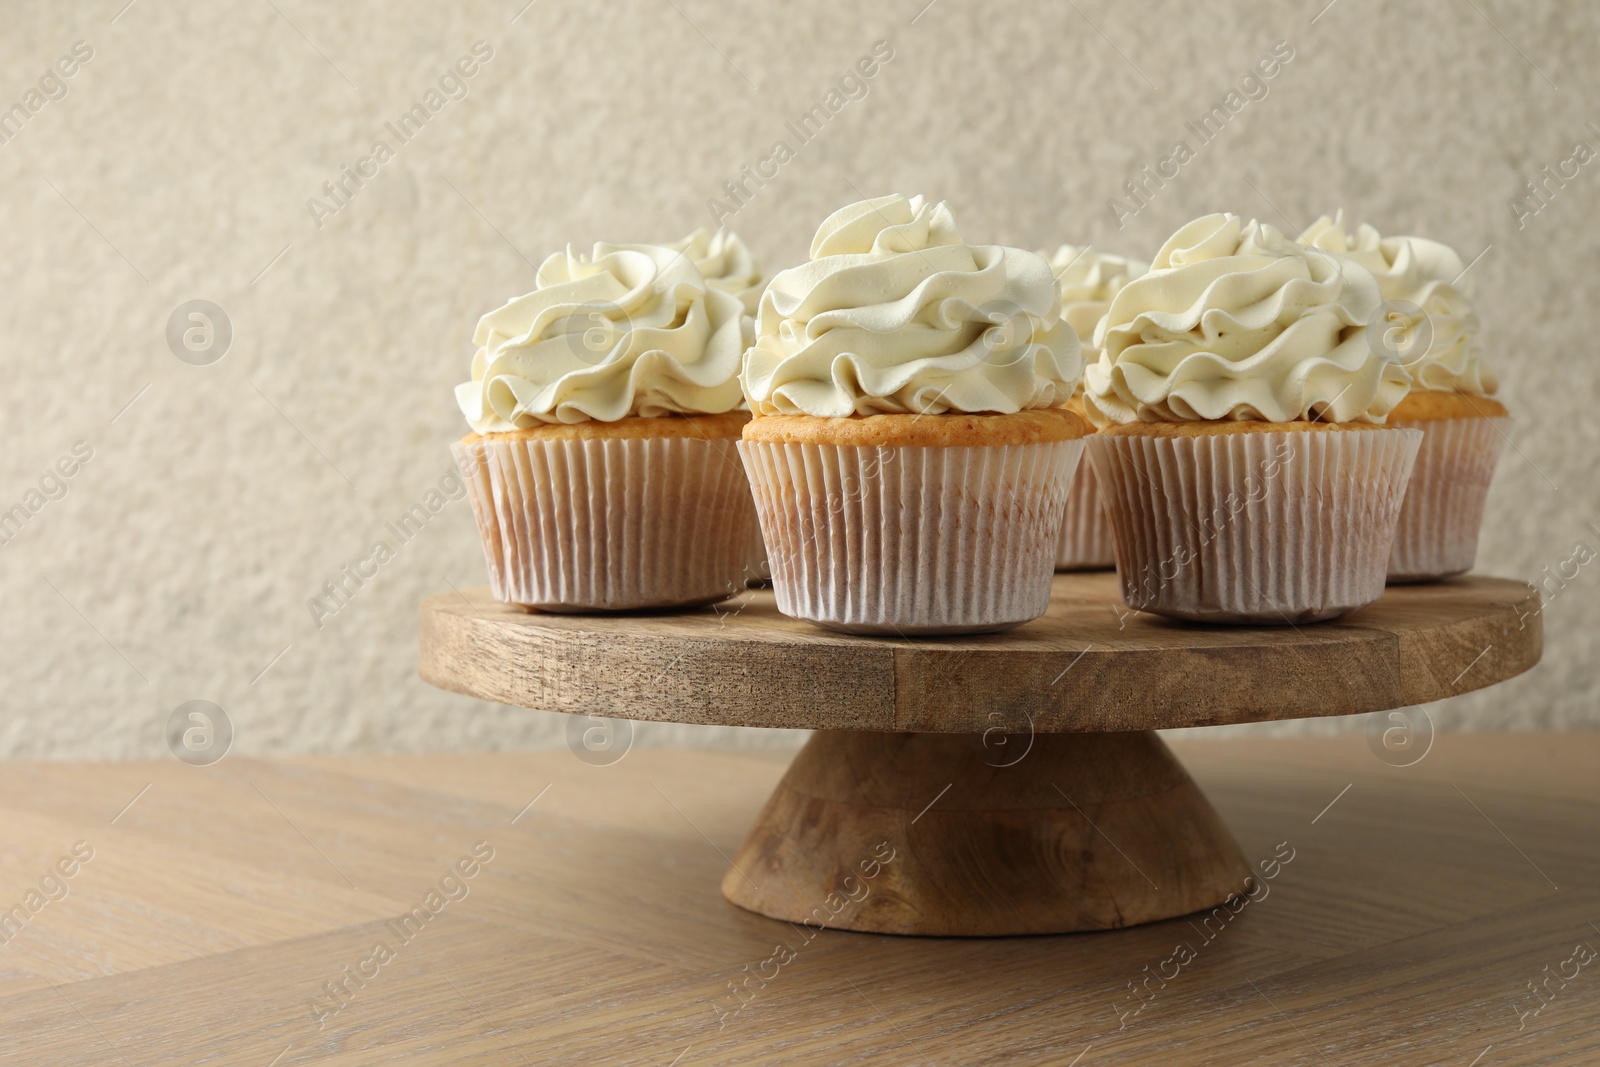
[740,194,1085,635]
[454,240,755,611]
[671,228,764,319]
[1040,245,1148,571]
[1083,213,1420,624]
[670,228,773,585]
[1300,214,1507,582]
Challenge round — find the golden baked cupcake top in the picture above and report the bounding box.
[464,410,749,443]
[742,407,1085,447]
[740,194,1082,419]
[1388,391,1508,421]
[1083,212,1409,427]
[1097,419,1391,437]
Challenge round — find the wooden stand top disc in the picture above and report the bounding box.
[419,572,1541,733]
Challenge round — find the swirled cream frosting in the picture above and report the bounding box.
[741,194,1081,418]
[1040,245,1148,343]
[1083,213,1409,426]
[672,228,763,319]
[457,242,746,430]
[1300,212,1496,395]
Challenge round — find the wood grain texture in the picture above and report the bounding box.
[0,735,1595,1066]
[418,573,1542,732]
[721,730,1251,935]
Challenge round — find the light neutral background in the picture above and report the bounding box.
[1,0,1594,759]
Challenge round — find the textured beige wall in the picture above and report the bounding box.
[1,0,1594,759]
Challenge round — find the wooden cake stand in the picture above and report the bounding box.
[418,572,1540,937]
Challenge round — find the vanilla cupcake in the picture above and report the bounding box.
[454,241,755,611]
[1041,245,1148,571]
[1084,213,1420,624]
[672,228,764,319]
[671,228,772,585]
[1301,214,1507,582]
[740,194,1085,635]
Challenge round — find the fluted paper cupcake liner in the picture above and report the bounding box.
[1088,427,1421,624]
[742,510,773,586]
[1055,453,1116,571]
[738,439,1084,635]
[452,434,755,611]
[1387,415,1509,582]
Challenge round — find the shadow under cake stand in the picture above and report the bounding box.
[418,572,1541,937]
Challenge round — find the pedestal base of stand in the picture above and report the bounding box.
[423,578,1542,933]
[722,730,1252,936]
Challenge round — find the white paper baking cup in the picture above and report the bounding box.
[452,434,755,611]
[1386,416,1509,583]
[1088,427,1421,624]
[1055,451,1115,571]
[742,510,772,586]
[738,439,1084,635]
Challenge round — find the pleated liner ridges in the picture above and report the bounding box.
[1387,416,1509,582]
[738,439,1084,634]
[742,512,773,585]
[1089,428,1422,624]
[452,435,755,611]
[1055,451,1115,571]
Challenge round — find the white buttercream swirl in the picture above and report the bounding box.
[741,194,1081,417]
[1084,213,1409,426]
[672,228,763,319]
[1299,212,1496,395]
[1040,245,1148,342]
[457,242,746,430]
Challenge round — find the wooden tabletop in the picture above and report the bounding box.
[1,732,1595,1065]
[420,573,1542,733]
